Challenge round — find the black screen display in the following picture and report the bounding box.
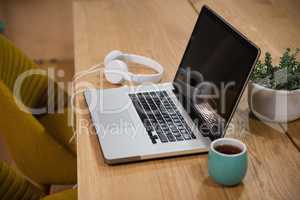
[173,6,259,139]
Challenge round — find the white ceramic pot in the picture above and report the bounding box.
[248,81,300,123]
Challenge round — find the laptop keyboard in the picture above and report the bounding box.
[129,91,196,144]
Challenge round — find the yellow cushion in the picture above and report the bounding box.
[41,189,77,200]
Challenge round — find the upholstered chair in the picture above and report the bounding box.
[0,34,76,185]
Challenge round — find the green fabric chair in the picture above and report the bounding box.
[0,35,76,185]
[0,161,77,200]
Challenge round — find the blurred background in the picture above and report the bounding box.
[0,0,74,80]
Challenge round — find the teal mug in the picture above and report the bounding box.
[208,138,248,186]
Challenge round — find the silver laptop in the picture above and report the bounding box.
[84,6,260,164]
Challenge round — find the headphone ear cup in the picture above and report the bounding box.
[104,50,123,66]
[104,60,128,84]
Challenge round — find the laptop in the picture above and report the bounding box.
[84,6,260,164]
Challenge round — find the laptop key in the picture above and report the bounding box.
[172,131,182,137]
[190,132,197,139]
[157,133,168,143]
[147,131,157,144]
[145,126,152,132]
[166,134,176,142]
[182,133,191,140]
[152,138,158,144]
[175,134,184,141]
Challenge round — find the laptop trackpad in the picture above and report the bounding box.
[85,87,149,159]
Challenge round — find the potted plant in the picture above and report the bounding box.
[248,48,300,122]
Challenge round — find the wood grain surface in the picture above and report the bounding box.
[73,0,300,199]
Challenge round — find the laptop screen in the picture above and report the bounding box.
[173,6,260,139]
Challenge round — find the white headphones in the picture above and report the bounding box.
[104,50,164,84]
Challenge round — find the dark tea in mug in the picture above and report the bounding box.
[215,144,242,155]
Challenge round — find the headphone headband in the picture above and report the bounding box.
[104,50,164,84]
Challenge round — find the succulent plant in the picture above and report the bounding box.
[251,48,300,90]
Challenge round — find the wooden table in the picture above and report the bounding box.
[73,0,300,199]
